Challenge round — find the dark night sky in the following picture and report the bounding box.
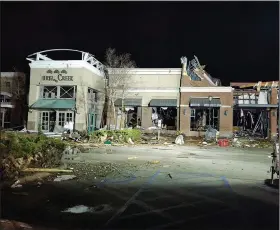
[1,1,279,85]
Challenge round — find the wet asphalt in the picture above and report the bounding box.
[1,168,279,230]
[1,145,279,230]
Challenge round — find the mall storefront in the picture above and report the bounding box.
[26,50,105,133]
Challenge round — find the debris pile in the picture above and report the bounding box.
[175,135,184,145]
[0,132,67,180]
[67,162,136,179]
[231,137,273,148]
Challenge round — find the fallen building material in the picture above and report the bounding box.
[21,168,73,173]
[54,175,76,182]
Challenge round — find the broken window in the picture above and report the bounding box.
[60,86,75,99]
[41,86,76,99]
[42,86,58,98]
[0,95,11,102]
[88,88,97,103]
[151,107,177,130]
[190,108,220,131]
[233,91,258,105]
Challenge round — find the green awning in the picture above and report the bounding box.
[114,98,142,107]
[30,99,76,109]
[189,98,221,107]
[149,99,177,107]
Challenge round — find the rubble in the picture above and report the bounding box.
[11,180,22,189]
[175,135,184,145]
[127,138,134,145]
[231,136,273,148]
[205,127,218,142]
[54,175,77,182]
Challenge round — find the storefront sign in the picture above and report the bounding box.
[42,70,74,82]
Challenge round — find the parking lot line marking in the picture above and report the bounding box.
[104,170,161,227]
[119,199,206,220]
[146,208,233,230]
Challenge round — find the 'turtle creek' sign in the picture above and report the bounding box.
[42,69,74,82]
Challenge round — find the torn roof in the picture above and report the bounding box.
[231,81,279,89]
[186,55,222,86]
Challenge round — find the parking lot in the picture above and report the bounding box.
[2,145,279,229]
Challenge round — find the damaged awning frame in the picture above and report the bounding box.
[234,104,278,108]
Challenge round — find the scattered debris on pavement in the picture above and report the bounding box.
[11,180,22,188]
[53,175,77,182]
[205,127,218,142]
[149,160,160,164]
[231,136,273,148]
[22,168,73,173]
[128,156,138,160]
[175,135,184,145]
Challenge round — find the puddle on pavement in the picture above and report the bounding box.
[62,204,113,214]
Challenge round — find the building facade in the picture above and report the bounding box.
[110,56,234,137]
[0,72,26,129]
[231,81,279,139]
[109,68,181,130]
[25,50,278,138]
[26,49,105,133]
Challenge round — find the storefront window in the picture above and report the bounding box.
[190,108,220,131]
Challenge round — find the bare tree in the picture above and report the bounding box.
[11,71,26,127]
[77,80,89,132]
[104,48,136,129]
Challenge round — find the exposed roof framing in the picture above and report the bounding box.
[26,49,104,73]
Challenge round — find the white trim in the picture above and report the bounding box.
[29,61,104,77]
[126,88,179,93]
[180,87,233,93]
[108,68,181,75]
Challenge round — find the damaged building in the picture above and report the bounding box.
[26,49,105,133]
[24,50,278,139]
[109,56,235,138]
[0,72,26,129]
[231,81,279,139]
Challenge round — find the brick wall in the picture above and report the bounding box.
[270,88,278,138]
[179,91,233,137]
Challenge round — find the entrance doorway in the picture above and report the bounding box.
[88,113,96,132]
[39,111,74,132]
